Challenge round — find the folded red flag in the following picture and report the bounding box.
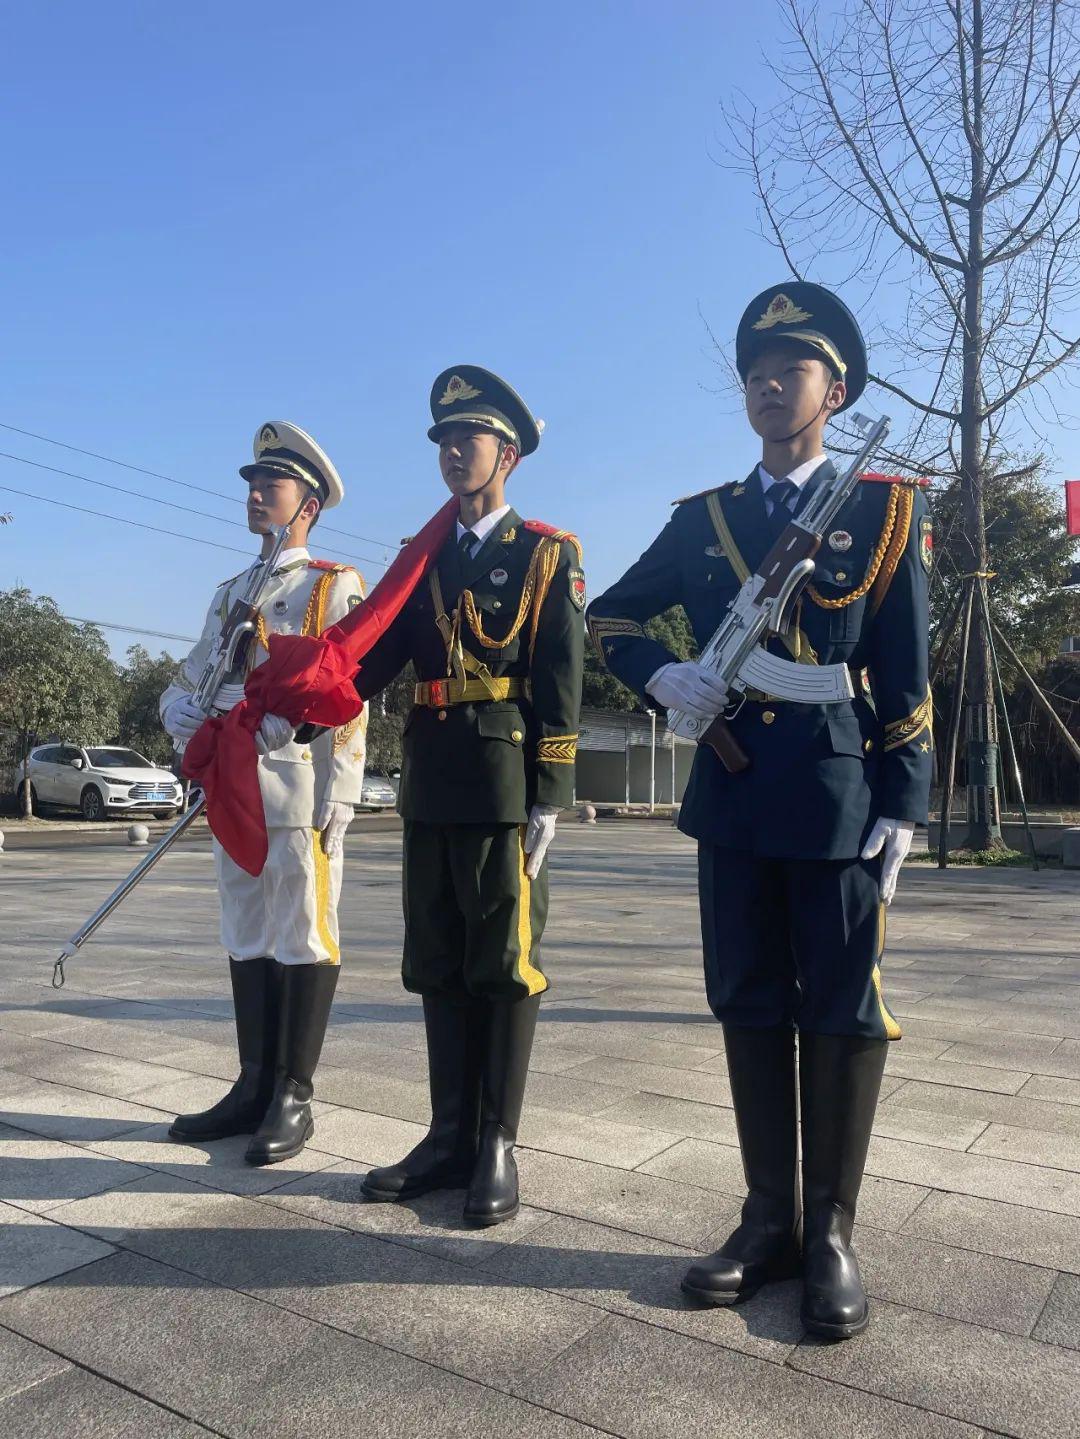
[183,498,457,874]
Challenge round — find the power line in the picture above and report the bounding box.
[0,419,398,551]
[0,480,387,573]
[64,616,197,644]
[0,449,386,570]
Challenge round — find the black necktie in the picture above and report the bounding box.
[458,530,476,560]
[767,478,798,534]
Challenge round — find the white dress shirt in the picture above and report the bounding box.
[456,504,511,558]
[758,455,828,515]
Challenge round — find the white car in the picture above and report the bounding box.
[17,744,185,821]
[358,772,397,810]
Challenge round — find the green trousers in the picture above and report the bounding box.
[401,822,550,1000]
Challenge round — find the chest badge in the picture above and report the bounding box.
[490,567,509,587]
[273,598,288,614]
[705,544,724,558]
[827,529,853,553]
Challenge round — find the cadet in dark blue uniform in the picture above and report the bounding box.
[587,284,932,1338]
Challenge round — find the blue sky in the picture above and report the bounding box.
[2,2,1077,660]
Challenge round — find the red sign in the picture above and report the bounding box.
[1067,480,1080,537]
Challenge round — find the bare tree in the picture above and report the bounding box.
[726,0,1080,848]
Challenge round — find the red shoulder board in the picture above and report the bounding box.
[860,473,931,488]
[307,558,350,571]
[523,520,579,543]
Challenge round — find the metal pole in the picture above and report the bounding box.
[624,717,631,807]
[980,585,1039,871]
[938,581,974,868]
[671,727,677,803]
[647,709,656,813]
[53,795,207,987]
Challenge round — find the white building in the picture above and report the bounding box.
[574,706,696,807]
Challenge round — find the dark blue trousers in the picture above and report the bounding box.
[697,845,901,1041]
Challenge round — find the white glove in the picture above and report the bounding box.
[211,682,247,714]
[524,803,560,879]
[255,713,297,756]
[861,818,915,906]
[646,662,729,720]
[163,694,209,741]
[316,799,354,857]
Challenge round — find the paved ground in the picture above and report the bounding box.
[1,820,1079,1438]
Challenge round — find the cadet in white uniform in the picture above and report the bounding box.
[160,422,366,1164]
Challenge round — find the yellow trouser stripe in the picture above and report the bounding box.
[872,903,901,1040]
[310,828,340,965]
[515,827,547,997]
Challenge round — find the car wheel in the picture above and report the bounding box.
[80,786,106,821]
[15,781,38,814]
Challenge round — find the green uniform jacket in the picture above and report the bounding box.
[355,508,585,824]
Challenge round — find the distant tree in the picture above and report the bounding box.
[362,666,416,774]
[583,607,698,712]
[0,589,120,814]
[931,461,1080,667]
[115,645,180,764]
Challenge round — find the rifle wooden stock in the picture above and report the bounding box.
[701,714,750,773]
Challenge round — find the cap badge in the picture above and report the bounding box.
[753,293,812,331]
[439,375,482,406]
[828,529,853,553]
[490,567,509,587]
[257,424,280,452]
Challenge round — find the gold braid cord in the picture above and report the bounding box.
[461,536,562,658]
[869,486,914,615]
[253,569,352,657]
[807,484,901,610]
[884,688,934,752]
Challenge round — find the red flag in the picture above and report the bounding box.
[1066,480,1080,537]
[183,498,457,874]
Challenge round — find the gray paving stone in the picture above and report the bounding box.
[940,1035,1066,1072]
[790,1298,1080,1438]
[0,1199,115,1297]
[515,1149,740,1248]
[479,1212,804,1361]
[596,1091,741,1146]
[880,1078,1080,1136]
[903,1191,1080,1274]
[1033,1271,1080,1350]
[0,1325,69,1403]
[264,1159,556,1266]
[514,1311,983,1438]
[0,1249,602,1437]
[83,1123,339,1196]
[856,1227,1058,1335]
[520,1106,678,1168]
[636,1136,747,1194]
[970,1121,1080,1173]
[0,1366,209,1437]
[0,1130,150,1213]
[880,1052,1031,1095]
[303,1106,429,1166]
[1020,1073,1080,1106]
[0,1074,165,1142]
[866,1135,1080,1216]
[870,1105,989,1151]
[559,1055,732,1106]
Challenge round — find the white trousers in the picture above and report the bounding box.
[213,828,343,966]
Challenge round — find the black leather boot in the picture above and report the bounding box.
[169,958,278,1142]
[682,1025,801,1304]
[245,962,339,1165]
[362,994,483,1200]
[462,994,540,1226]
[799,1031,888,1338]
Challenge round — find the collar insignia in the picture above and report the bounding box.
[438,374,482,406]
[753,294,812,331]
[731,484,746,496]
[501,527,516,543]
[257,424,280,452]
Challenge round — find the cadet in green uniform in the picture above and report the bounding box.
[355,366,584,1225]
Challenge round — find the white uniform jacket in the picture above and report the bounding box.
[161,551,367,828]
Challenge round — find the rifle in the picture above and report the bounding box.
[52,497,310,987]
[666,412,890,772]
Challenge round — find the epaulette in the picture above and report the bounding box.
[216,568,248,588]
[523,520,582,563]
[671,482,732,506]
[307,559,353,572]
[860,473,930,488]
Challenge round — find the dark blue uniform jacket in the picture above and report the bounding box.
[586,464,932,859]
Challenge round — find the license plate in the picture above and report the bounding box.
[146,792,170,802]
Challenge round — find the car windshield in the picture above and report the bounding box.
[86,748,155,769]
